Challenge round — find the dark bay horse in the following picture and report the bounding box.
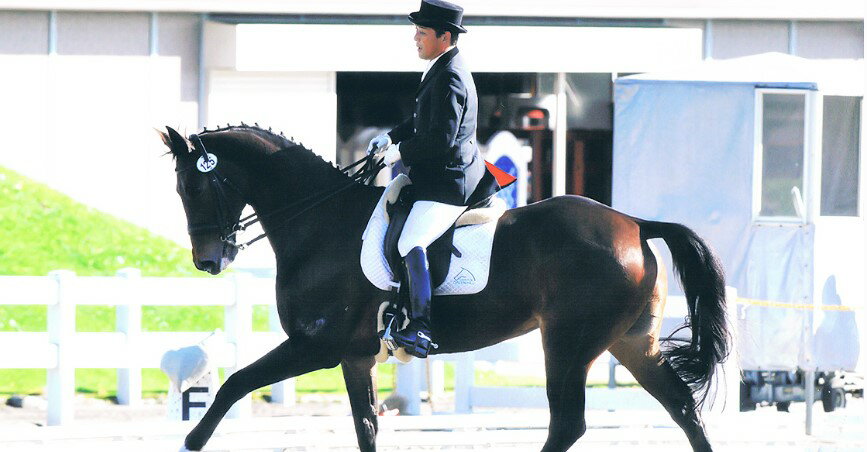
[159,125,729,452]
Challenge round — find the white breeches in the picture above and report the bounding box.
[397,200,468,257]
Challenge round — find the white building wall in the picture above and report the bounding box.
[796,21,865,59]
[0,11,199,245]
[56,12,150,55]
[711,20,790,59]
[158,13,201,102]
[0,10,48,54]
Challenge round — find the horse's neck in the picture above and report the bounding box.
[245,159,381,270]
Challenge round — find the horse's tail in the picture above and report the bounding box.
[637,219,731,408]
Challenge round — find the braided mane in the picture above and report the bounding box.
[198,123,351,182]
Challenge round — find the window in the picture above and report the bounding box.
[756,91,807,219]
[820,96,861,216]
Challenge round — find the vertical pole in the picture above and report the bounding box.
[395,360,422,415]
[788,21,798,56]
[47,270,75,426]
[427,359,445,403]
[116,268,142,406]
[552,72,568,197]
[608,354,618,389]
[268,304,296,406]
[197,13,207,130]
[149,12,158,57]
[703,19,713,60]
[225,273,252,418]
[48,11,57,55]
[805,369,815,435]
[454,352,474,413]
[723,287,741,414]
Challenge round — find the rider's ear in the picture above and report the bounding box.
[163,126,191,157]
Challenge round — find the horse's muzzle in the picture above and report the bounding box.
[191,240,238,275]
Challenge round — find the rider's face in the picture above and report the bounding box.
[414,25,450,60]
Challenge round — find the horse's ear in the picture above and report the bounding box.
[157,128,171,149]
[162,126,190,156]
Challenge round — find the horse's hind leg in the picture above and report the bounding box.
[609,337,712,452]
[539,323,595,452]
[184,338,337,451]
[341,356,378,452]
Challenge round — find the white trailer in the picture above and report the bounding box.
[612,53,865,417]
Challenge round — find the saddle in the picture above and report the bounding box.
[360,174,507,296]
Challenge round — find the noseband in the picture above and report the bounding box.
[178,134,247,249]
[178,133,385,251]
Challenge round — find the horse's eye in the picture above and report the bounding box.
[180,178,205,198]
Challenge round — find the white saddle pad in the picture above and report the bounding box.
[361,175,506,296]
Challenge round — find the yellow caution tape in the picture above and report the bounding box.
[737,298,856,312]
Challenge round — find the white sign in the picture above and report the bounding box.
[197,153,218,173]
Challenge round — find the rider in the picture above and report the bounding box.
[368,0,497,358]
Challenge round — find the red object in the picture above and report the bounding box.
[526,109,546,119]
[485,160,517,188]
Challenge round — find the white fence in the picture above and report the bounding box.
[0,269,293,426]
[0,271,740,425]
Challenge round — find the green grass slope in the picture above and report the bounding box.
[0,166,197,277]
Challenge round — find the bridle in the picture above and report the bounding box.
[178,133,384,250]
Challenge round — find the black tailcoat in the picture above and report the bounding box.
[388,47,496,206]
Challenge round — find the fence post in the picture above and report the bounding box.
[116,268,142,406]
[396,359,423,415]
[454,351,474,413]
[268,304,296,406]
[225,272,252,418]
[47,270,76,426]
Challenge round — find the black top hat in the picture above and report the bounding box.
[408,0,467,34]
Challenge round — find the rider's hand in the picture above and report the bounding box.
[382,144,401,166]
[367,133,392,155]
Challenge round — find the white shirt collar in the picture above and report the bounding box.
[421,46,455,82]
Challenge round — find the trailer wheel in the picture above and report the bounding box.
[822,386,845,412]
[775,401,791,412]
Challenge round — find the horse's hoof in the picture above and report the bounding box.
[184,437,204,451]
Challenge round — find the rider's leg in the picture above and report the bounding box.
[392,201,466,358]
[391,246,434,357]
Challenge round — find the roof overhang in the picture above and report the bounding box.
[222,23,702,73]
[0,0,863,21]
[618,53,865,96]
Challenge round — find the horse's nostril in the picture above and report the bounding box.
[196,260,220,275]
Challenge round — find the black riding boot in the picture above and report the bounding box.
[391,246,436,358]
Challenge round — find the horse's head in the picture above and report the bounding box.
[159,126,249,275]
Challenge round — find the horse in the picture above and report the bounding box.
[158,124,730,452]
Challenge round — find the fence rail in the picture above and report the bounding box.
[1,270,740,426]
[0,269,292,426]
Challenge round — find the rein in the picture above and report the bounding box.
[184,133,385,250]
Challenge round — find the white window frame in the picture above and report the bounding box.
[752,88,816,225]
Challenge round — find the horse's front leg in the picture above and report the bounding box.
[341,356,379,451]
[184,338,338,451]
